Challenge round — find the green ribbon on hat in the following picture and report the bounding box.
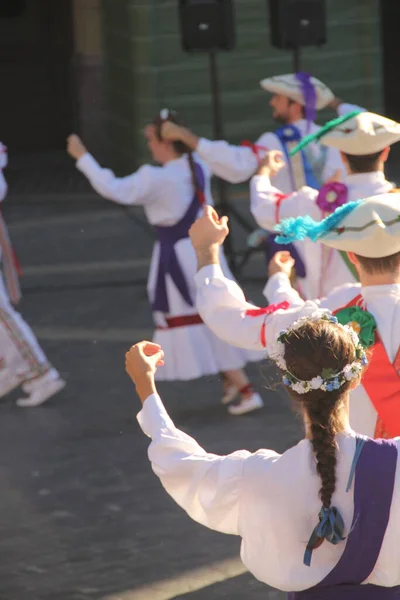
[289,110,363,157]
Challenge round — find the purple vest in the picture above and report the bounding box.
[152,163,205,314]
[289,438,399,599]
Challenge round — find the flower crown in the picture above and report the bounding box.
[270,313,368,395]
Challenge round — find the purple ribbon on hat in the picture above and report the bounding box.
[295,72,317,133]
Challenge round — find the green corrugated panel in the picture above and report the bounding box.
[100,0,383,172]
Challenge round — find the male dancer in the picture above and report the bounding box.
[190,198,400,438]
[251,111,400,298]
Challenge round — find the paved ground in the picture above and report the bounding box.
[1,189,304,600]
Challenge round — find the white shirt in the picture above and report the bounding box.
[76,153,213,225]
[196,104,363,190]
[195,264,400,437]
[251,171,393,298]
[138,393,400,591]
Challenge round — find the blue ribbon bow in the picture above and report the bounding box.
[304,506,346,567]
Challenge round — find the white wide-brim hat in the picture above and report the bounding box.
[320,193,400,257]
[259,73,334,110]
[320,112,400,155]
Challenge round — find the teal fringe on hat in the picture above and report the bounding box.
[288,110,363,157]
[275,200,362,243]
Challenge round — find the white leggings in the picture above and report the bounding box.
[0,272,50,381]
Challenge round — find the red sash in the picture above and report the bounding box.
[334,294,400,438]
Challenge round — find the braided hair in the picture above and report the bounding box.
[281,320,363,554]
[153,108,204,204]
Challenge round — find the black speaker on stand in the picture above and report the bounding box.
[268,0,327,71]
[178,0,253,271]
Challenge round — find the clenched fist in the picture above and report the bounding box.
[160,121,185,142]
[189,206,229,252]
[268,251,295,278]
[257,150,286,177]
[67,134,88,161]
[125,341,164,403]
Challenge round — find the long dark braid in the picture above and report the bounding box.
[153,109,204,204]
[282,321,359,553]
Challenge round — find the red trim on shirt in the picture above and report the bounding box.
[334,294,400,439]
[240,140,269,164]
[245,301,290,348]
[157,314,203,329]
[274,193,289,224]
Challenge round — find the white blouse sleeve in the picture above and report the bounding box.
[264,274,363,315]
[196,138,258,183]
[137,393,262,535]
[250,176,321,230]
[195,264,324,351]
[76,153,158,206]
[263,273,309,308]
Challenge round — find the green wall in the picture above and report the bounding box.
[101,0,383,173]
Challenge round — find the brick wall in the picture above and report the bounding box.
[100,0,383,173]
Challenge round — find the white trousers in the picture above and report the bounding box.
[0,271,50,382]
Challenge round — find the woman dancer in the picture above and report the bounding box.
[127,314,400,597]
[67,110,263,415]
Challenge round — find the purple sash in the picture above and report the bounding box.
[289,438,399,599]
[152,163,205,314]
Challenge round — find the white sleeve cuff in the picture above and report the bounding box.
[196,138,214,157]
[76,153,101,176]
[263,272,291,300]
[194,264,225,288]
[136,393,175,438]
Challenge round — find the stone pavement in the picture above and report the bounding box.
[1,192,304,600]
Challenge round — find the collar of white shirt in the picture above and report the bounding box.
[343,171,391,188]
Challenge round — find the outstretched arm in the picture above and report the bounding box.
[161,120,258,183]
[250,151,321,230]
[126,341,273,535]
[190,207,322,352]
[67,134,154,206]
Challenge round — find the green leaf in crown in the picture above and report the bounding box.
[335,306,377,349]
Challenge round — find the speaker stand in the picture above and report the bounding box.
[208,51,254,272]
[293,46,301,72]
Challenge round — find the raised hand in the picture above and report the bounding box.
[160,121,185,142]
[257,150,286,177]
[189,205,229,252]
[67,134,88,161]
[268,251,295,278]
[125,341,165,403]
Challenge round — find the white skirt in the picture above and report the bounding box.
[147,238,264,381]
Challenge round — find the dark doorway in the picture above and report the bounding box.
[380,2,400,177]
[0,0,75,153]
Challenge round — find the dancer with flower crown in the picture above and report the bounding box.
[190,198,400,439]
[251,111,400,298]
[127,313,400,596]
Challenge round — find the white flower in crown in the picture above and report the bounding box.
[339,323,360,346]
[310,376,324,389]
[292,381,310,395]
[343,362,363,381]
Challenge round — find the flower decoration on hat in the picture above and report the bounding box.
[269,312,368,394]
[317,182,348,214]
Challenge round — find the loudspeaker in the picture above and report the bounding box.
[178,0,236,52]
[269,0,326,49]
